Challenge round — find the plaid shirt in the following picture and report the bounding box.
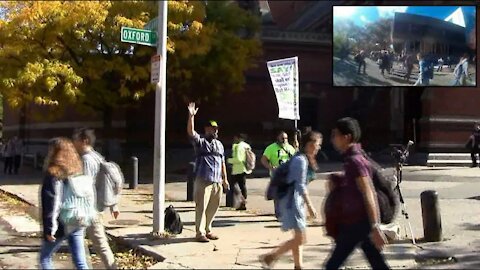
[191,132,225,183]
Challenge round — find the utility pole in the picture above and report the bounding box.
[152,0,168,235]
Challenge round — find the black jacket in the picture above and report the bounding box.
[40,174,65,241]
[473,130,480,147]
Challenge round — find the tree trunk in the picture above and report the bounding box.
[19,105,26,141]
[102,107,113,161]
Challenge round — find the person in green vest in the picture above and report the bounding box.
[261,130,298,220]
[227,133,252,210]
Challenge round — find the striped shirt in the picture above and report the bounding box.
[82,149,104,180]
[191,132,225,183]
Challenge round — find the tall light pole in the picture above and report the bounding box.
[152,0,168,235]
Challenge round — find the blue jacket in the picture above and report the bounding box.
[419,60,429,80]
[41,174,65,241]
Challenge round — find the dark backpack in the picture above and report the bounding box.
[424,61,434,79]
[428,63,434,79]
[324,154,399,239]
[465,137,473,149]
[265,154,298,201]
[165,205,183,234]
[365,156,400,224]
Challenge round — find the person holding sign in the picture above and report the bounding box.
[261,131,298,220]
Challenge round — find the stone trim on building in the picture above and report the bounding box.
[261,30,331,45]
[2,121,127,132]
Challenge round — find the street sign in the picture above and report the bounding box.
[121,26,157,47]
[144,17,158,31]
[151,54,161,84]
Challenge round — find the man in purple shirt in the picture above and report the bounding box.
[325,117,389,270]
[187,102,230,243]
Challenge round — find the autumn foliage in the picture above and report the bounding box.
[0,1,261,118]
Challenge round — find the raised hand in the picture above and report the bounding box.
[188,102,199,116]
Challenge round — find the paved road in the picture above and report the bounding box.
[163,165,480,252]
[333,55,476,87]
[0,164,479,269]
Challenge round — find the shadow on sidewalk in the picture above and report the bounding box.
[0,172,43,185]
[462,223,480,231]
[116,233,198,245]
[0,248,40,255]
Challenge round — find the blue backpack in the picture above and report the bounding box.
[59,175,97,227]
[265,154,300,201]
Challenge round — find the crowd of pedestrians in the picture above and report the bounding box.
[2,136,23,174]
[186,102,392,269]
[352,47,474,86]
[14,98,480,269]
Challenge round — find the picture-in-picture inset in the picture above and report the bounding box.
[333,5,477,87]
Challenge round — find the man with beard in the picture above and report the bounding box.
[261,130,297,220]
[187,102,230,243]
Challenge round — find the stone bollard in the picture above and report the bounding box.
[187,162,196,201]
[421,190,442,242]
[130,156,138,190]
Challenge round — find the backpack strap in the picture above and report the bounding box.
[195,140,224,159]
[277,143,294,158]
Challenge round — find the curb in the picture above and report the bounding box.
[107,234,167,263]
[0,188,37,207]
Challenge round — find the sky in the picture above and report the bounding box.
[333,6,476,32]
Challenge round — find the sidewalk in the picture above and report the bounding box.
[1,166,479,269]
[0,183,420,269]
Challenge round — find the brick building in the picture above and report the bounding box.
[392,12,471,57]
[2,0,479,176]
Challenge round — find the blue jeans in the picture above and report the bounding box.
[40,227,89,269]
[414,77,429,86]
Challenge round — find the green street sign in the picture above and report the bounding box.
[144,17,158,31]
[121,26,157,47]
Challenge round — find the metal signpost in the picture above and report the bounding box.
[120,1,168,235]
[152,0,168,235]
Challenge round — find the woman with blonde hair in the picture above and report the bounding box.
[39,137,92,269]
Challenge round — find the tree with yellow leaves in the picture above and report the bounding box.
[0,0,260,128]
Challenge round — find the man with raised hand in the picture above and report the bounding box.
[187,102,230,243]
